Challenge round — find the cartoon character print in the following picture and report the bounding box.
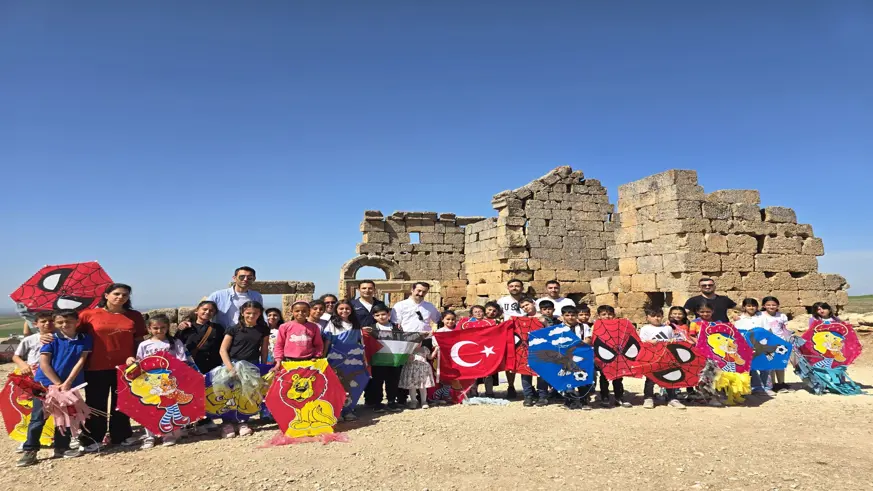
[1,372,54,445]
[632,341,705,389]
[695,321,754,374]
[811,330,846,369]
[591,319,643,380]
[277,363,337,437]
[10,262,113,321]
[706,333,746,372]
[125,355,193,433]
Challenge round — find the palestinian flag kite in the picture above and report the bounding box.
[363,330,429,367]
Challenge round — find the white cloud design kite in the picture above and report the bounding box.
[528,338,547,346]
[551,336,574,345]
[549,326,570,336]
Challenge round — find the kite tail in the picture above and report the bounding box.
[714,372,751,406]
[809,366,861,396]
[695,360,720,400]
[210,361,267,407]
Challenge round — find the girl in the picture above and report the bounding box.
[481,302,503,397]
[668,306,691,342]
[399,342,436,409]
[484,302,503,322]
[431,311,458,403]
[177,301,225,374]
[219,301,269,438]
[265,308,284,363]
[76,283,146,451]
[126,314,193,449]
[761,296,792,393]
[689,302,725,407]
[734,298,764,332]
[469,305,485,322]
[323,300,365,421]
[810,302,840,325]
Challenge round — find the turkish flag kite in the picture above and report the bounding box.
[435,323,513,380]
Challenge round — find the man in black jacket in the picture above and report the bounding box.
[351,280,388,327]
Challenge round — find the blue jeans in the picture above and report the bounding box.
[520,375,549,399]
[751,370,771,392]
[24,397,71,451]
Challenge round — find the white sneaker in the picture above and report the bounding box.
[221,424,236,439]
[15,443,24,454]
[421,403,430,409]
[161,437,177,447]
[238,424,253,437]
[120,436,142,447]
[141,438,155,449]
[406,399,418,410]
[668,400,687,410]
[643,398,655,409]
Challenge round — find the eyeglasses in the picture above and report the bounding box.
[237,275,254,280]
[700,283,715,287]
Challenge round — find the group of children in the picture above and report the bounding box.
[10,293,843,467]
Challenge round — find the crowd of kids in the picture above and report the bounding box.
[10,278,844,467]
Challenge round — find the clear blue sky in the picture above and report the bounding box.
[2,1,871,310]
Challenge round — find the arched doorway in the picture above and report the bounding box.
[338,255,441,306]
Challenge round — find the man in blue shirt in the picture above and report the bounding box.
[18,310,92,466]
[207,266,264,328]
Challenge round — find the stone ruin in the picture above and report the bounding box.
[341,167,849,322]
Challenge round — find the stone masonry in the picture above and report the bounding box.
[592,170,848,322]
[344,167,849,321]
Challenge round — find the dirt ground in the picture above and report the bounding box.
[2,348,872,491]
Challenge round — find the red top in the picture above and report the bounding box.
[78,308,147,371]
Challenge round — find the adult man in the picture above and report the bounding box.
[683,277,736,323]
[535,280,576,314]
[497,279,526,319]
[205,266,264,328]
[351,281,387,327]
[319,293,339,322]
[390,282,441,332]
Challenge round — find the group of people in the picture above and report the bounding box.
[11,266,843,467]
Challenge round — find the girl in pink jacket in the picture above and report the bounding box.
[272,301,324,366]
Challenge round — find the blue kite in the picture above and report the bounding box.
[326,329,370,418]
[743,328,792,371]
[527,324,595,392]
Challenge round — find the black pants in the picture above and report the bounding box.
[599,373,624,401]
[644,378,677,400]
[23,397,71,451]
[81,369,133,446]
[364,366,402,406]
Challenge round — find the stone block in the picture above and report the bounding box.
[656,200,703,220]
[728,220,777,236]
[726,234,758,254]
[456,216,487,226]
[795,272,824,290]
[362,231,390,243]
[618,292,650,309]
[657,218,711,235]
[586,259,607,271]
[720,253,754,272]
[714,271,742,291]
[768,272,797,291]
[731,204,761,221]
[364,210,384,218]
[595,293,618,307]
[801,237,824,256]
[356,243,383,254]
[753,254,789,272]
[637,255,664,274]
[619,257,638,275]
[702,201,732,220]
[763,206,797,224]
[631,274,658,292]
[662,252,721,273]
[821,274,848,291]
[360,220,386,232]
[705,234,728,253]
[706,190,761,205]
[145,308,179,325]
[762,236,801,254]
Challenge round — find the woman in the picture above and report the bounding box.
[77,283,146,451]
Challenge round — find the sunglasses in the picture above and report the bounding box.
[237,275,254,280]
[416,311,424,321]
[700,283,715,287]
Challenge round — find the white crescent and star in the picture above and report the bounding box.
[450,341,496,367]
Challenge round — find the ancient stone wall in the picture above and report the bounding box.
[349,210,485,307]
[464,167,617,304]
[593,169,848,322]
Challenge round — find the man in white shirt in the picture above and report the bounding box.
[390,282,441,333]
[497,279,526,320]
[536,280,576,315]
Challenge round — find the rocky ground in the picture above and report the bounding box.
[2,345,871,491]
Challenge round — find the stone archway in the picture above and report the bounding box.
[338,255,411,301]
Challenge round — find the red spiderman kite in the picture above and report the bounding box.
[592,318,643,380]
[10,262,113,322]
[631,341,706,389]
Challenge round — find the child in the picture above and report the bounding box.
[537,300,560,327]
[273,301,323,364]
[309,299,329,328]
[668,306,691,342]
[810,302,840,325]
[399,343,436,409]
[126,314,193,449]
[469,305,485,321]
[363,304,404,413]
[17,310,92,466]
[431,311,458,404]
[519,297,537,317]
[264,308,284,363]
[481,301,504,398]
[484,302,503,322]
[639,308,686,410]
[322,300,365,420]
[218,300,270,438]
[518,299,550,407]
[595,305,631,408]
[734,298,764,331]
[761,296,792,393]
[176,300,225,434]
[562,306,593,410]
[690,302,725,407]
[12,312,54,376]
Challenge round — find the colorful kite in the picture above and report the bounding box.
[117,352,206,435]
[265,359,345,438]
[363,330,429,367]
[743,328,793,371]
[1,372,53,446]
[631,341,706,389]
[9,262,113,323]
[326,329,370,417]
[527,325,595,392]
[510,317,546,377]
[800,320,862,369]
[591,319,643,380]
[695,321,753,405]
[204,362,271,422]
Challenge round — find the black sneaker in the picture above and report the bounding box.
[52,449,67,459]
[371,404,386,414]
[386,403,403,412]
[600,398,612,408]
[506,387,518,400]
[16,450,38,467]
[535,398,549,407]
[523,397,535,407]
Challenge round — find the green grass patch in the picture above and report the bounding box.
[0,316,25,338]
[847,295,873,313]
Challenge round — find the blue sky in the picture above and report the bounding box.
[1,1,871,310]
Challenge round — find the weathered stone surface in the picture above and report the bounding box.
[706,190,761,205]
[763,206,797,224]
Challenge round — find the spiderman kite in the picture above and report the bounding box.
[9,262,113,322]
[591,318,643,380]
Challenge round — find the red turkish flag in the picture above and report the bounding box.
[435,323,512,381]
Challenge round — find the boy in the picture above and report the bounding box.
[12,312,54,376]
[639,308,686,410]
[537,300,560,327]
[519,298,537,318]
[17,310,92,466]
[561,306,594,410]
[518,299,550,407]
[595,305,631,408]
[363,305,404,413]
